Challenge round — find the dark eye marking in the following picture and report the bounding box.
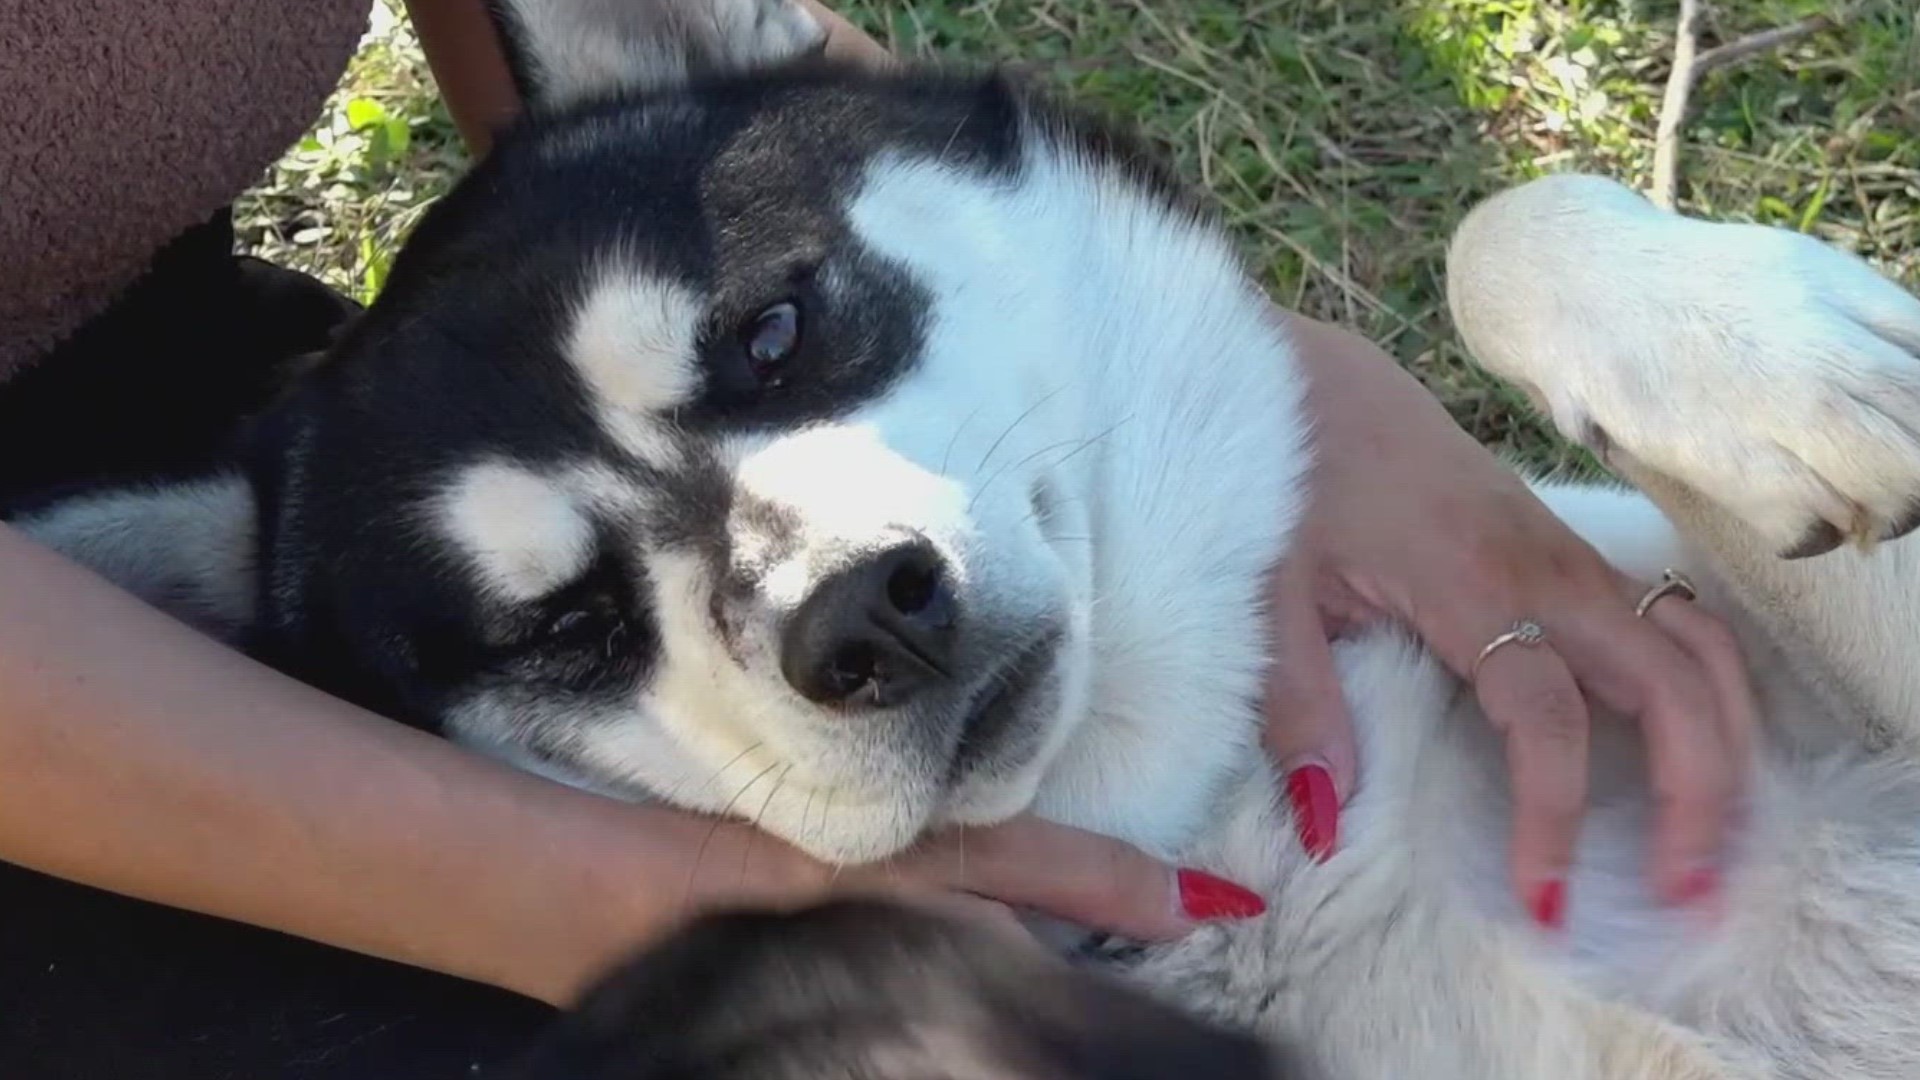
[703,265,821,408]
[536,584,627,650]
[477,543,656,693]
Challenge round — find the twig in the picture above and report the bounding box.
[1695,15,1837,71]
[1650,0,1706,211]
[1649,4,1838,211]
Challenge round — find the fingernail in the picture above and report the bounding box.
[1672,865,1720,907]
[1285,761,1339,863]
[1177,869,1267,921]
[1528,879,1567,932]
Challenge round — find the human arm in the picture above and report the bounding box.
[0,521,1233,1007]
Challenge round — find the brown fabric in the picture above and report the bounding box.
[0,0,373,383]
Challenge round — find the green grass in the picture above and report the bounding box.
[235,0,1918,471]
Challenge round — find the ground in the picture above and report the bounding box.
[234,0,1918,471]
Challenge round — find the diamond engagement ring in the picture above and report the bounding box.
[1473,619,1547,680]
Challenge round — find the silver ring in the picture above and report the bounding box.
[1473,619,1547,680]
[1635,569,1698,618]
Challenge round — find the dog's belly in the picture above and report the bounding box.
[1118,480,1920,1077]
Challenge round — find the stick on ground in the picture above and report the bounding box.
[1649,4,1841,211]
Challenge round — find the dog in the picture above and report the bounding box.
[503,898,1285,1079]
[11,0,1920,1075]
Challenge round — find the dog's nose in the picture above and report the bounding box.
[780,542,959,708]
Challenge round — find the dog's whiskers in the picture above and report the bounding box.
[741,763,795,887]
[939,402,989,477]
[967,416,1131,516]
[972,386,1064,477]
[660,741,764,808]
[682,759,782,916]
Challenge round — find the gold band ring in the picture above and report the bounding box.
[1635,569,1698,618]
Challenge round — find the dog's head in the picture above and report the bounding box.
[16,5,1216,865]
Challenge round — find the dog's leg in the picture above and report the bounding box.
[491,0,826,108]
[1447,174,1920,749]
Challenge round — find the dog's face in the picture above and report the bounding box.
[258,69,1164,864]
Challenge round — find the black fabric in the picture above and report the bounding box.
[0,216,558,1077]
[0,861,555,1079]
[0,208,358,508]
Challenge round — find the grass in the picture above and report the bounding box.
[235,0,1919,471]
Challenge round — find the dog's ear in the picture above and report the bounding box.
[489,0,828,110]
[9,475,259,646]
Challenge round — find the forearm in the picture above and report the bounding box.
[0,523,795,1005]
[1279,311,1463,442]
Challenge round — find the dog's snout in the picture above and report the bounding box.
[780,542,959,708]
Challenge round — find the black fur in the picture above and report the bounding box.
[504,900,1289,1080]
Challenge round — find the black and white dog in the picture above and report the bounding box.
[12,0,1920,1075]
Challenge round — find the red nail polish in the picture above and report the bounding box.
[1528,879,1567,932]
[1673,866,1720,907]
[1285,763,1339,863]
[1178,869,1267,921]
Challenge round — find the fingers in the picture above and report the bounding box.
[1466,621,1589,930]
[892,890,1039,949]
[1518,567,1753,910]
[1429,556,1751,926]
[1632,584,1757,903]
[888,817,1266,942]
[1261,553,1359,862]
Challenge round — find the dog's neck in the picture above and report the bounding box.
[1008,139,1315,860]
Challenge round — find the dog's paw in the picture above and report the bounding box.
[507,900,1295,1080]
[707,0,829,71]
[498,0,826,108]
[1449,174,1920,559]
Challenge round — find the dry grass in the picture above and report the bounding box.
[235,0,1919,470]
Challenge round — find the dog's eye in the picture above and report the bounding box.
[741,301,801,384]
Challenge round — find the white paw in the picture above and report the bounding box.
[1449,174,1920,559]
[707,0,828,71]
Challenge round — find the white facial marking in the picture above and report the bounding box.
[566,264,705,467]
[438,461,593,603]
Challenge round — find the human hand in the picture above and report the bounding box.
[1258,313,1757,928]
[663,810,1269,959]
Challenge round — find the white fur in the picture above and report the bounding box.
[496,0,825,108]
[565,265,706,468]
[12,475,257,643]
[434,460,594,604]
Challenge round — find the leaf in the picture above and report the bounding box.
[1797,175,1833,233]
[345,97,388,131]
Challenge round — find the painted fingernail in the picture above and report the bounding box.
[1528,879,1568,932]
[1285,762,1339,863]
[1177,869,1267,921]
[1672,865,1720,907]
